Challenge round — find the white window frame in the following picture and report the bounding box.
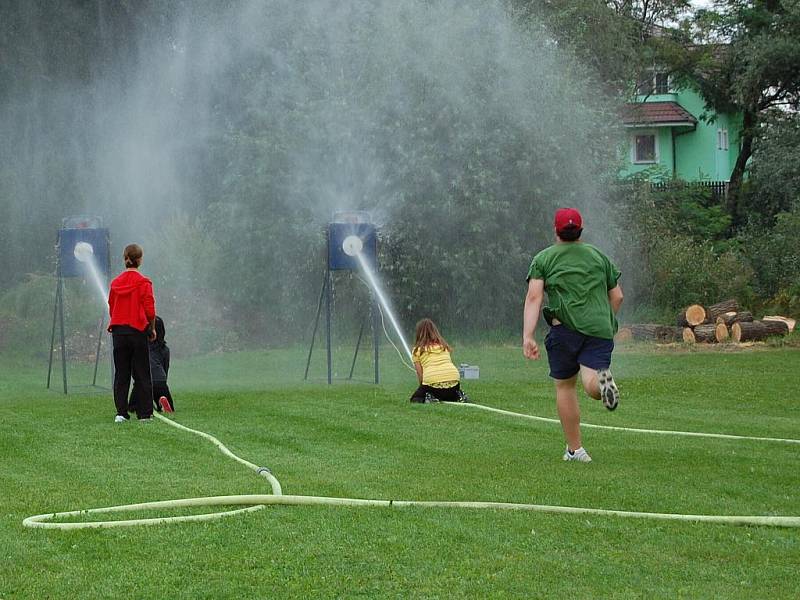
[637,70,671,96]
[654,72,670,95]
[632,130,659,164]
[717,128,729,151]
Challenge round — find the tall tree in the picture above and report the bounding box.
[509,0,690,95]
[609,0,691,40]
[671,0,800,220]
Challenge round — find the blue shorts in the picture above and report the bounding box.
[544,324,614,380]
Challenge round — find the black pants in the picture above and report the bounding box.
[134,380,174,412]
[410,382,462,403]
[112,332,153,419]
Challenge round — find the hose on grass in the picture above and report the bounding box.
[24,493,800,530]
[453,402,800,445]
[151,413,282,495]
[23,409,800,530]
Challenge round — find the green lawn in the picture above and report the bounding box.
[1,344,799,598]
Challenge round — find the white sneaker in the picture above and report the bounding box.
[563,446,592,462]
[114,415,129,423]
[598,368,619,411]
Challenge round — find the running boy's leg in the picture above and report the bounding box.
[579,366,601,400]
[555,375,582,451]
[577,335,618,411]
[545,326,585,452]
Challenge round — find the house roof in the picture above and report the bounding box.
[622,102,697,127]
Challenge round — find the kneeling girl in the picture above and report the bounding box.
[410,318,468,403]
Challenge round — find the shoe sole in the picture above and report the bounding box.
[598,369,619,411]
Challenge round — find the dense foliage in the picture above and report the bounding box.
[615,178,799,320]
[0,0,798,357]
[0,0,621,355]
[663,0,800,221]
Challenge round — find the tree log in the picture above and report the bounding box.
[658,326,684,343]
[682,327,695,343]
[762,316,796,332]
[705,299,740,323]
[732,321,771,342]
[677,304,706,327]
[630,324,658,339]
[630,324,682,342]
[715,311,753,327]
[761,319,790,336]
[693,323,723,343]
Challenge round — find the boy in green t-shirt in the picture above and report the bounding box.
[523,208,623,463]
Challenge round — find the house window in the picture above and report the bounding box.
[637,70,670,95]
[717,128,729,151]
[636,72,653,96]
[654,72,670,94]
[633,132,658,163]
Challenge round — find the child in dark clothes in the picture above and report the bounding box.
[131,316,174,413]
[150,316,174,412]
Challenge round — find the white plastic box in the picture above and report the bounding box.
[458,364,480,379]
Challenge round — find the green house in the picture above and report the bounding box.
[619,71,742,183]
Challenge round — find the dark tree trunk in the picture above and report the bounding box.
[728,110,755,222]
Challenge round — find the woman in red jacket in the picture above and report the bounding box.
[108,244,156,422]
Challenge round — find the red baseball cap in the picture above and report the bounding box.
[554,208,583,233]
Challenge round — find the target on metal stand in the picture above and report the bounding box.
[47,216,112,394]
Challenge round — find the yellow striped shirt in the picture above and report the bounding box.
[412,344,460,386]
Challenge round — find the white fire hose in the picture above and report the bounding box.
[23,406,800,530]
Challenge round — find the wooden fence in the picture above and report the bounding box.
[649,180,729,201]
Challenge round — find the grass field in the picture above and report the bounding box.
[1,344,799,598]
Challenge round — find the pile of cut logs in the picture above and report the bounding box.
[619,299,796,344]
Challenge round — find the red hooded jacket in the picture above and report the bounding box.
[108,270,156,332]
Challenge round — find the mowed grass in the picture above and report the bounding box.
[1,344,799,598]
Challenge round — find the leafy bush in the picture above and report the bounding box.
[743,114,800,223]
[613,180,751,316]
[765,284,800,317]
[0,274,103,358]
[646,235,753,313]
[738,208,800,315]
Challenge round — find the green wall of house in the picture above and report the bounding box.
[622,126,674,180]
[619,87,742,182]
